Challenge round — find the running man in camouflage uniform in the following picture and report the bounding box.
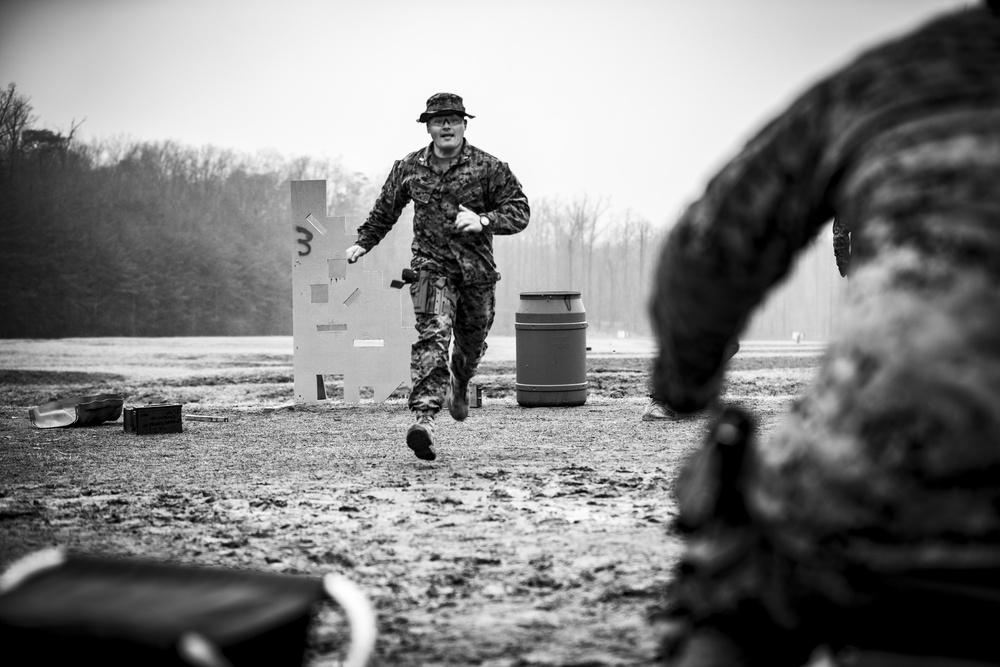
[346,93,529,461]
[649,3,1000,664]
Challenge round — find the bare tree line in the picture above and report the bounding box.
[0,84,379,337]
[493,194,848,342]
[1,83,846,340]
[491,195,663,335]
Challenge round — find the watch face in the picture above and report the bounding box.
[481,216,489,226]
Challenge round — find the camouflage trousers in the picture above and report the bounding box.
[408,275,496,414]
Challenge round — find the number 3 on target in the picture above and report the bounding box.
[295,226,313,256]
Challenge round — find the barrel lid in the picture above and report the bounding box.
[519,291,582,299]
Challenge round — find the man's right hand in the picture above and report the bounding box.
[345,245,367,264]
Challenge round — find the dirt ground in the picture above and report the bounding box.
[0,336,823,666]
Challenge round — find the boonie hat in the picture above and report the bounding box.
[417,92,475,123]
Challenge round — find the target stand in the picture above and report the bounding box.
[291,180,415,404]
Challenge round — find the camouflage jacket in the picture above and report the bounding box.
[357,141,529,284]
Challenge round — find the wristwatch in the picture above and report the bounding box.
[480,215,490,228]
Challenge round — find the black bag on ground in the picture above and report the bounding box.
[0,549,375,667]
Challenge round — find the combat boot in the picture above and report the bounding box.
[406,411,436,461]
[447,375,469,421]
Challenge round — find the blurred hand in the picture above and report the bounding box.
[455,204,483,233]
[345,245,367,264]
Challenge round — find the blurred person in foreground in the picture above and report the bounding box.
[649,3,1000,665]
[346,94,529,462]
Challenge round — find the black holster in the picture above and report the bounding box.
[390,268,457,317]
[413,272,456,317]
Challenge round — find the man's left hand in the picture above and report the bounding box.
[456,204,484,233]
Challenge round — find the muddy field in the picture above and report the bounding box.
[0,336,823,666]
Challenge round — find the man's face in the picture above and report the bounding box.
[427,114,466,152]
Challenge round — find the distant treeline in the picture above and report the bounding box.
[1,83,846,340]
[0,136,369,337]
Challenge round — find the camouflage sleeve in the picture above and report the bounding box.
[356,160,411,251]
[832,217,851,277]
[482,162,530,236]
[649,84,837,413]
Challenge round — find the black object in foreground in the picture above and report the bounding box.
[0,548,376,667]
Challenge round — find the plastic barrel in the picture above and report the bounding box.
[515,291,588,406]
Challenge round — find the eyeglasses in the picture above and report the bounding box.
[428,115,465,127]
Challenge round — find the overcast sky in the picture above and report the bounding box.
[0,0,973,225]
